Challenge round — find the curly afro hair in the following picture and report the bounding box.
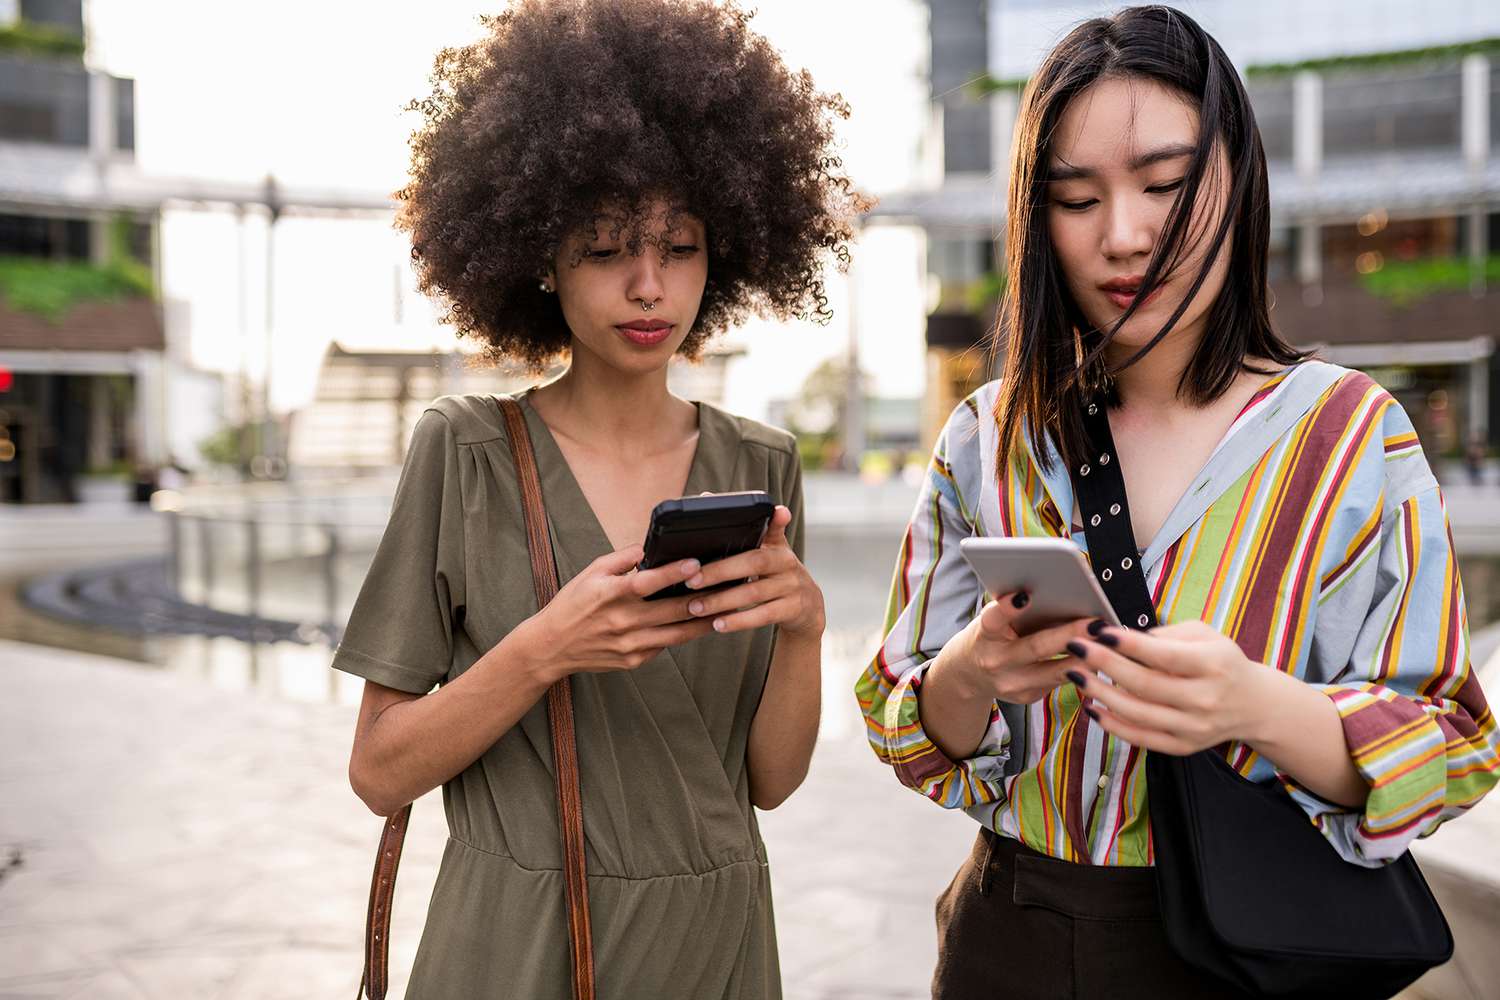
[396,0,869,371]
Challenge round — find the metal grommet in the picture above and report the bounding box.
[1087,403,1099,416]
[1122,557,1133,570]
[1137,613,1150,627]
[1079,464,1091,476]
[1100,453,1111,465]
[1090,514,1101,527]
[1101,568,1113,582]
[1109,503,1121,516]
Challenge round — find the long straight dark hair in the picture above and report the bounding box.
[992,5,1308,475]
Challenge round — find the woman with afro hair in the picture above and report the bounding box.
[332,1,865,997]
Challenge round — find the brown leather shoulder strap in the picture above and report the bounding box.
[495,394,596,999]
[357,393,595,1000]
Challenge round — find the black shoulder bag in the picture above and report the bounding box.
[1071,396,1452,999]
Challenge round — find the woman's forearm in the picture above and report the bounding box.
[745,629,822,809]
[916,641,994,763]
[1245,668,1369,809]
[349,628,555,815]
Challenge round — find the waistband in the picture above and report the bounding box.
[975,827,1161,921]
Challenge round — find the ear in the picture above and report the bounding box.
[539,265,557,294]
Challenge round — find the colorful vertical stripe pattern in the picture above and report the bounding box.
[854,363,1499,867]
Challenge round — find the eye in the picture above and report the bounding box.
[583,248,618,261]
[1053,198,1097,212]
[1146,179,1185,195]
[669,243,701,256]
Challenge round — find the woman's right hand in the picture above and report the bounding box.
[510,545,716,682]
[940,592,1094,705]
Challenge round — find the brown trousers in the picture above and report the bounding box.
[933,828,1252,1000]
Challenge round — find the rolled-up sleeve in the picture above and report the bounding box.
[853,401,1011,808]
[1281,485,1500,866]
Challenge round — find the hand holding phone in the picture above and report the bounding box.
[671,501,825,639]
[959,537,1120,635]
[638,491,776,601]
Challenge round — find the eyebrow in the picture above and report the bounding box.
[1045,142,1197,182]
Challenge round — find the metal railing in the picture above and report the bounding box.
[153,477,398,644]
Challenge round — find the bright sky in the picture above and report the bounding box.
[84,0,932,421]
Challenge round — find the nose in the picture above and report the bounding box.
[1099,194,1157,263]
[625,249,667,307]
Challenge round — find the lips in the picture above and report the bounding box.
[615,320,673,346]
[1099,276,1163,311]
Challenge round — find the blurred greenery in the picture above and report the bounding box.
[968,271,1007,313]
[0,218,154,321]
[0,20,85,59]
[1358,255,1500,307]
[197,424,252,469]
[1248,37,1500,78]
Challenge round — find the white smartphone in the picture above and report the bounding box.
[958,536,1121,635]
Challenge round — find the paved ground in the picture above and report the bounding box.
[3,480,1499,999]
[3,634,1497,999]
[0,637,976,1000]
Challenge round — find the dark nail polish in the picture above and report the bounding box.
[1096,632,1119,648]
[1066,670,1087,688]
[1087,619,1108,636]
[1065,640,1088,659]
[1012,591,1030,609]
[1084,706,1100,722]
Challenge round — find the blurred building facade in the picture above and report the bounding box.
[287,341,748,473]
[0,0,166,502]
[879,0,1500,460]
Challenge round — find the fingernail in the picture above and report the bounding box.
[1065,670,1087,688]
[1087,619,1108,636]
[1096,632,1119,648]
[682,560,701,576]
[1066,640,1087,659]
[713,619,726,632]
[688,600,704,616]
[1084,706,1100,722]
[1012,591,1030,609]
[686,575,704,589]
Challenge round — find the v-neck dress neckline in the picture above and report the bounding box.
[515,387,714,561]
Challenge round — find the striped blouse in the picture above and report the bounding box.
[855,361,1499,868]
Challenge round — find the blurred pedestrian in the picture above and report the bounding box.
[1465,432,1488,486]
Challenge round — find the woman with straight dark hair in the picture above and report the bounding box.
[857,6,1499,997]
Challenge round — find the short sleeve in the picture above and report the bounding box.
[783,447,806,564]
[330,408,467,694]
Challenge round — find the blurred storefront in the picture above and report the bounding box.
[0,0,168,502]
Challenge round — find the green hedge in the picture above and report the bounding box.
[0,256,153,322]
[1358,255,1500,307]
[1249,37,1500,79]
[972,36,1500,97]
[0,20,85,60]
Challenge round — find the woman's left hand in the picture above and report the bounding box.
[682,505,825,639]
[1066,620,1275,754]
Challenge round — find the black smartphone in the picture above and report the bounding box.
[638,491,776,601]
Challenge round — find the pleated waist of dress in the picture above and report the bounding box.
[446,834,772,883]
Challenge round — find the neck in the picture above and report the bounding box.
[536,342,691,453]
[1104,325,1203,414]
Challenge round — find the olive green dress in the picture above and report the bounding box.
[332,389,803,1000]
